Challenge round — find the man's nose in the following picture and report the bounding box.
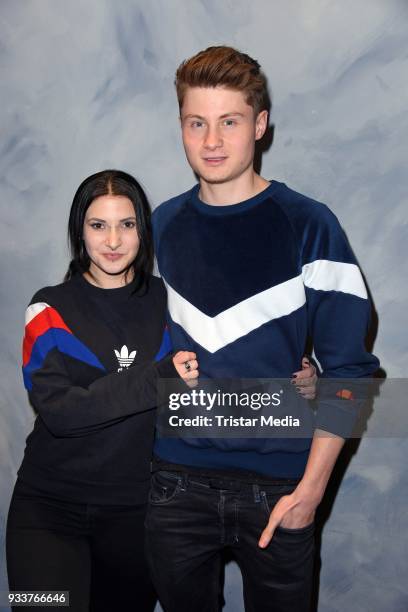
[203,125,223,149]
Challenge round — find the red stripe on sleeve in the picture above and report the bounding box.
[23,307,72,366]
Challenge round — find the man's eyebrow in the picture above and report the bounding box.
[182,112,245,120]
[219,112,244,118]
[182,114,206,120]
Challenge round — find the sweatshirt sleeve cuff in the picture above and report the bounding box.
[314,399,362,438]
[155,354,178,379]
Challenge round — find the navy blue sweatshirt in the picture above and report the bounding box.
[152,180,379,478]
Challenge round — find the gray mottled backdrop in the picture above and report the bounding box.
[1,1,407,610]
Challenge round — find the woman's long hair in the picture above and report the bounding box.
[64,169,154,292]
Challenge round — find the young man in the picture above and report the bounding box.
[145,46,379,612]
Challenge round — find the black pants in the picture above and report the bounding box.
[145,471,315,612]
[6,480,156,612]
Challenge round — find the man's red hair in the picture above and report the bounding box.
[175,46,268,116]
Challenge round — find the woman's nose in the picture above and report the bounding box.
[105,226,121,249]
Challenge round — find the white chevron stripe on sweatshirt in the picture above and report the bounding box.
[302,259,367,299]
[164,274,306,353]
[164,259,367,353]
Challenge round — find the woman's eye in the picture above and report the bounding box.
[90,222,104,230]
[123,221,136,229]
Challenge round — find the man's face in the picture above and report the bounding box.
[180,86,267,186]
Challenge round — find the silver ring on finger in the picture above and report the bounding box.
[185,361,191,372]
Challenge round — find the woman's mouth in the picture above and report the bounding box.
[102,253,123,261]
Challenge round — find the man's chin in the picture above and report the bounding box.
[198,172,233,185]
[195,164,252,186]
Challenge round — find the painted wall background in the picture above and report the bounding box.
[1,1,407,610]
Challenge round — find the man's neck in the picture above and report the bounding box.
[198,172,270,206]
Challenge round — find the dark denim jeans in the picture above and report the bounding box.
[145,470,315,612]
[7,480,156,612]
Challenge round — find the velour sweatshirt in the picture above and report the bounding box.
[152,181,379,478]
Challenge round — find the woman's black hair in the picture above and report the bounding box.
[64,169,154,292]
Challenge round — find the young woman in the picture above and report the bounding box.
[6,170,316,612]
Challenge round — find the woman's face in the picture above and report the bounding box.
[83,194,140,287]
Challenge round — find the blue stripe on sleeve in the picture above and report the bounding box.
[154,328,172,362]
[23,328,106,391]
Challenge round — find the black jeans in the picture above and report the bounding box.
[145,470,315,612]
[6,480,156,612]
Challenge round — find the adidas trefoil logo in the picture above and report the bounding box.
[114,345,137,372]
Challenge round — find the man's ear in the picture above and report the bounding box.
[255,110,268,141]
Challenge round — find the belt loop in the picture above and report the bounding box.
[253,483,260,503]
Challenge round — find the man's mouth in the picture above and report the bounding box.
[202,156,227,165]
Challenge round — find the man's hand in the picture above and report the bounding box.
[172,351,199,387]
[258,482,321,548]
[258,431,345,548]
[292,356,318,399]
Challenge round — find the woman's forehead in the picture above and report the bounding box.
[86,195,136,219]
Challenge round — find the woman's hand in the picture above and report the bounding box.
[292,356,318,399]
[172,351,199,388]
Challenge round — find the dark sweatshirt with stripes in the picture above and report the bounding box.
[20,273,174,505]
[152,180,379,479]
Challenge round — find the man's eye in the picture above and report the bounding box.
[191,121,204,128]
[223,119,236,127]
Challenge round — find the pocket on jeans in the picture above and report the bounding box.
[148,472,181,505]
[260,486,296,519]
[260,487,314,534]
[276,521,315,535]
